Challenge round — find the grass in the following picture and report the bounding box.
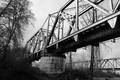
[54,68,120,80]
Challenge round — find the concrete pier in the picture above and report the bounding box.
[38,56,65,74]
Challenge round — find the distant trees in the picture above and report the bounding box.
[0,0,34,61]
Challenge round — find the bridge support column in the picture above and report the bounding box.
[90,44,100,70]
[90,43,100,80]
[69,52,72,70]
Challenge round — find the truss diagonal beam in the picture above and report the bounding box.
[85,0,109,14]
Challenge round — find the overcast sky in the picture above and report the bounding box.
[25,0,120,60]
[24,0,68,43]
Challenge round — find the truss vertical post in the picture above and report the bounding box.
[62,21,64,38]
[33,36,39,53]
[38,38,41,50]
[58,17,60,40]
[74,0,79,41]
[76,0,79,30]
[110,0,114,11]
[47,14,50,37]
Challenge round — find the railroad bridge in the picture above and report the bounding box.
[24,0,120,74]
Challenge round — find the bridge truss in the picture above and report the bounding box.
[66,57,120,72]
[25,0,120,62]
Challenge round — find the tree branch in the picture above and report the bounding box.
[0,0,13,17]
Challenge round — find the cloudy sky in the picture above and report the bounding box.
[25,0,120,61]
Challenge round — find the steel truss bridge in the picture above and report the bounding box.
[66,58,120,72]
[24,0,120,71]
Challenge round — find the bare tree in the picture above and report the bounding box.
[0,0,34,61]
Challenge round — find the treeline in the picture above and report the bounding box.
[0,0,33,64]
[0,0,42,80]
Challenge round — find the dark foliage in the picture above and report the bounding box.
[0,47,49,80]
